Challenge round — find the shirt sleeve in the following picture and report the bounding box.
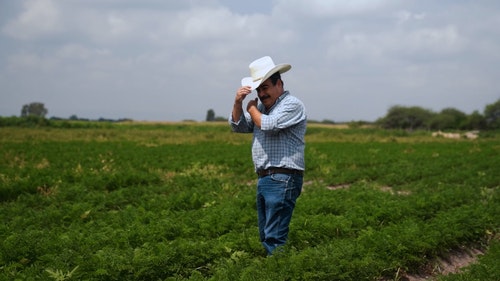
[229,112,254,133]
[260,96,306,132]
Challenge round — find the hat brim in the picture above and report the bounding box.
[241,64,291,90]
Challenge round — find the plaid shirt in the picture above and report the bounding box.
[229,91,307,172]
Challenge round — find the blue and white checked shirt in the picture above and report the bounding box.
[229,91,307,172]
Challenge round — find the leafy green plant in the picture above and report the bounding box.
[0,124,498,280]
[45,266,79,281]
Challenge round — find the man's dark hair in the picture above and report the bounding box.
[270,71,282,86]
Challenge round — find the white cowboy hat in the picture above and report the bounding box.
[241,56,291,90]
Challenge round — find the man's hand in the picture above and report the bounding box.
[232,86,252,122]
[235,86,252,104]
[247,98,262,128]
[247,98,258,112]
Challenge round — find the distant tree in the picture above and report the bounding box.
[484,98,500,129]
[378,105,434,130]
[214,116,227,121]
[206,109,215,122]
[69,115,78,120]
[21,102,48,118]
[429,107,467,130]
[464,110,487,130]
[441,107,467,129]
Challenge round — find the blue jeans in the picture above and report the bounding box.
[257,173,303,255]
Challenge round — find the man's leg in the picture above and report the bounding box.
[257,173,302,255]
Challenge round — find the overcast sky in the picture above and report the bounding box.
[1,0,499,122]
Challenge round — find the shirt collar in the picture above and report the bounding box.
[261,91,289,114]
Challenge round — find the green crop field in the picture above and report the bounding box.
[1,123,499,280]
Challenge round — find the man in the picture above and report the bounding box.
[229,56,307,255]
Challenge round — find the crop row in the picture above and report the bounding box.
[0,125,498,280]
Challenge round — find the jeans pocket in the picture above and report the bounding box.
[270,174,303,201]
[270,173,291,183]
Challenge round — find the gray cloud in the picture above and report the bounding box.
[1,0,499,121]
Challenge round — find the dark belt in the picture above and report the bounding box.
[257,167,304,177]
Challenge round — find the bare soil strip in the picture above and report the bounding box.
[398,247,484,281]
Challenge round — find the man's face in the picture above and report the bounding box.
[256,78,283,109]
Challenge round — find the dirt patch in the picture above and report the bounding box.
[428,248,484,276]
[379,185,412,196]
[326,183,351,190]
[380,247,484,281]
[325,184,412,196]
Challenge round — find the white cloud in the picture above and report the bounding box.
[179,7,240,39]
[1,0,499,121]
[395,10,426,24]
[107,13,131,36]
[56,44,110,60]
[2,0,62,40]
[6,52,57,73]
[274,0,388,17]
[389,25,466,61]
